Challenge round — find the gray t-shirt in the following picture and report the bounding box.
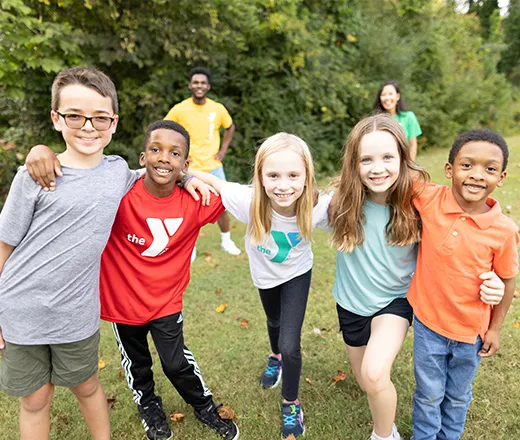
[0,155,139,345]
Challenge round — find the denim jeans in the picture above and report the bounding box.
[411,316,482,440]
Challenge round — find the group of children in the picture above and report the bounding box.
[0,66,517,440]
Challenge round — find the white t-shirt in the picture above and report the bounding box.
[221,182,331,289]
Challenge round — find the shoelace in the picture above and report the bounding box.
[265,363,280,377]
[203,404,231,433]
[282,411,298,428]
[144,402,167,428]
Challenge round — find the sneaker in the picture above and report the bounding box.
[191,247,197,263]
[221,239,241,255]
[194,402,239,440]
[281,402,305,438]
[261,356,282,389]
[137,396,172,440]
[369,425,401,440]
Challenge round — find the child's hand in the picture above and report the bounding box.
[0,327,4,352]
[185,177,219,206]
[26,144,63,191]
[478,272,505,305]
[479,328,501,358]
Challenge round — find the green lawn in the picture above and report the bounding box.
[1,139,520,439]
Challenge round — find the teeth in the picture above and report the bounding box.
[370,177,387,183]
[275,193,292,199]
[155,168,171,174]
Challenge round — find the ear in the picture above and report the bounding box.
[497,170,507,187]
[207,83,211,92]
[110,114,119,135]
[396,92,401,102]
[444,162,453,179]
[139,151,146,167]
[182,159,189,174]
[51,110,62,132]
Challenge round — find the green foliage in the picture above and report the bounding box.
[0,0,516,199]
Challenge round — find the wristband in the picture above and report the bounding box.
[183,175,195,188]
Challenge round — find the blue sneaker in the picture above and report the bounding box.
[261,356,282,389]
[281,402,305,438]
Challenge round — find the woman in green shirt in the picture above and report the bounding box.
[374,81,422,160]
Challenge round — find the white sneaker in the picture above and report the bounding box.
[191,247,197,263]
[392,424,401,440]
[221,240,241,255]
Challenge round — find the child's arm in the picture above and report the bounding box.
[188,169,227,194]
[0,241,15,350]
[183,176,218,206]
[479,276,516,358]
[26,144,63,191]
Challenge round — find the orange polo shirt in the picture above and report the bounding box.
[408,183,519,344]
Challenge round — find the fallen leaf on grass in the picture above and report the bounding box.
[98,359,106,370]
[205,251,212,256]
[218,405,235,420]
[216,303,228,313]
[332,370,347,382]
[285,435,296,440]
[215,289,222,295]
[170,410,185,423]
[118,370,124,379]
[311,328,322,337]
[233,315,241,320]
[205,255,214,263]
[513,321,520,329]
[305,377,312,384]
[513,290,520,298]
[107,395,116,409]
[240,319,250,329]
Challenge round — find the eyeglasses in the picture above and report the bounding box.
[56,112,116,131]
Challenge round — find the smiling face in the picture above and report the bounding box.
[51,84,118,166]
[261,149,307,217]
[379,84,400,115]
[445,141,506,214]
[188,73,210,101]
[140,129,189,197]
[359,130,401,205]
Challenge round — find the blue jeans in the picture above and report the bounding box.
[208,166,226,181]
[412,317,482,440]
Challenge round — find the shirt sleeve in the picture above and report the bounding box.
[164,105,180,122]
[0,168,40,247]
[198,193,226,226]
[219,104,233,129]
[493,230,519,279]
[313,193,331,231]
[406,112,422,139]
[220,183,252,224]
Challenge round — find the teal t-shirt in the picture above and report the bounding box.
[332,201,417,316]
[393,110,422,140]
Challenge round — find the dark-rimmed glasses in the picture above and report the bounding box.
[56,112,116,131]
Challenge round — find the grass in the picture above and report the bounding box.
[1,139,520,439]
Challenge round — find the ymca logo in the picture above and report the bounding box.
[256,231,302,264]
[127,218,183,257]
[207,112,217,141]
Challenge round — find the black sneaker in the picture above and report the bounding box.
[194,402,240,439]
[261,355,282,389]
[137,396,172,440]
[281,402,305,438]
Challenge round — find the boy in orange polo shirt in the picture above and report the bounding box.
[408,129,519,440]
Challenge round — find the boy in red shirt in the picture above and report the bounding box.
[100,120,239,440]
[408,129,519,440]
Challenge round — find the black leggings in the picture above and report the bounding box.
[258,269,312,401]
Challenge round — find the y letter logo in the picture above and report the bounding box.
[141,218,183,257]
[269,231,302,263]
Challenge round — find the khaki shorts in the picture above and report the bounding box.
[0,330,100,397]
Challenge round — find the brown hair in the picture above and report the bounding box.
[51,67,118,113]
[329,114,429,252]
[249,132,316,245]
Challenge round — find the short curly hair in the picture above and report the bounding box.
[448,129,508,171]
[188,66,211,82]
[144,120,190,158]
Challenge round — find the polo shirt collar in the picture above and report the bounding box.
[443,188,501,230]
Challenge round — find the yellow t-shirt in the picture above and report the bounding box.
[164,97,233,172]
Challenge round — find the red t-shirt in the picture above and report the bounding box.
[100,178,225,325]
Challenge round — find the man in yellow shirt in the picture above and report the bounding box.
[165,67,240,258]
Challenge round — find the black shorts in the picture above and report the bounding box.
[336,297,413,347]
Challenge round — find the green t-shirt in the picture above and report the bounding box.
[393,110,422,140]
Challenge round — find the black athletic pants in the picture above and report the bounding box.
[258,269,312,401]
[112,312,212,410]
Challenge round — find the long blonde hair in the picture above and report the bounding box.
[329,114,429,252]
[249,132,316,245]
